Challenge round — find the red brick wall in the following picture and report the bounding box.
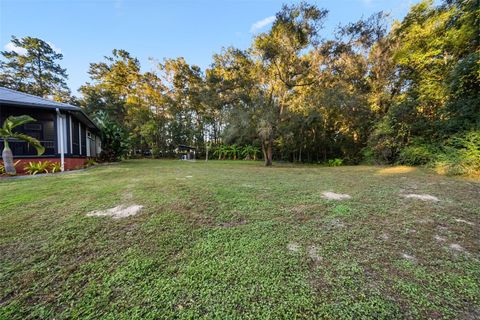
[6,157,87,173]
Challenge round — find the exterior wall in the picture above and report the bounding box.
[0,104,100,161]
[9,157,88,174]
[0,104,57,156]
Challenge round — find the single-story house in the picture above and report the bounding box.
[0,87,101,172]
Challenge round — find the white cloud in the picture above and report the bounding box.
[4,41,61,55]
[4,42,28,55]
[47,41,62,54]
[250,16,275,33]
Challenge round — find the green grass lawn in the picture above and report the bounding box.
[1,160,479,319]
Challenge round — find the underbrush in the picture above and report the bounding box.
[398,131,480,176]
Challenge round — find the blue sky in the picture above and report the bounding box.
[1,0,418,96]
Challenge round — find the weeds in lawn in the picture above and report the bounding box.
[0,160,478,319]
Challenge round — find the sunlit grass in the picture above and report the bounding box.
[1,160,479,319]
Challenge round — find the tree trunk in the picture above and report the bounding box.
[2,140,16,175]
[264,137,273,166]
[261,141,267,164]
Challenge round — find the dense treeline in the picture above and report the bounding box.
[1,0,478,173]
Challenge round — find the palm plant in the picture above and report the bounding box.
[229,144,240,160]
[213,144,228,160]
[24,161,51,175]
[241,145,260,160]
[0,116,45,175]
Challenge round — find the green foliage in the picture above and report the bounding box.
[0,35,70,100]
[23,161,63,175]
[212,144,261,161]
[213,144,228,160]
[331,204,352,216]
[84,158,98,167]
[434,131,480,176]
[0,115,45,156]
[326,158,344,167]
[398,140,439,166]
[49,162,62,173]
[1,115,45,175]
[5,0,475,172]
[94,111,130,162]
[396,131,480,176]
[360,147,375,165]
[241,145,260,160]
[24,161,51,175]
[0,160,20,175]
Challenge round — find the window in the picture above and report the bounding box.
[24,123,42,131]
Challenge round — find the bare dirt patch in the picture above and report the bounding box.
[87,204,144,219]
[454,218,474,226]
[417,218,434,224]
[217,219,247,228]
[308,245,322,261]
[322,191,351,200]
[402,253,416,262]
[449,243,466,253]
[403,194,440,202]
[287,242,300,252]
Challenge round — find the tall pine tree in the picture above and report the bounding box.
[0,36,71,101]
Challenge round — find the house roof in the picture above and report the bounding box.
[0,87,99,130]
[177,145,196,150]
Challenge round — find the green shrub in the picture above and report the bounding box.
[326,158,344,167]
[49,162,62,173]
[151,147,162,159]
[95,111,130,162]
[360,147,375,164]
[24,161,51,175]
[434,131,480,176]
[398,140,439,165]
[84,158,98,167]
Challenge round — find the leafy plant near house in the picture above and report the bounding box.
[0,160,21,175]
[49,162,62,173]
[24,161,51,175]
[84,158,98,167]
[94,111,130,162]
[0,115,45,175]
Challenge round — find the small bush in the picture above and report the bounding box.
[326,158,344,167]
[151,147,162,159]
[84,158,98,167]
[434,131,480,176]
[360,147,375,164]
[398,140,439,165]
[24,161,51,175]
[50,162,62,173]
